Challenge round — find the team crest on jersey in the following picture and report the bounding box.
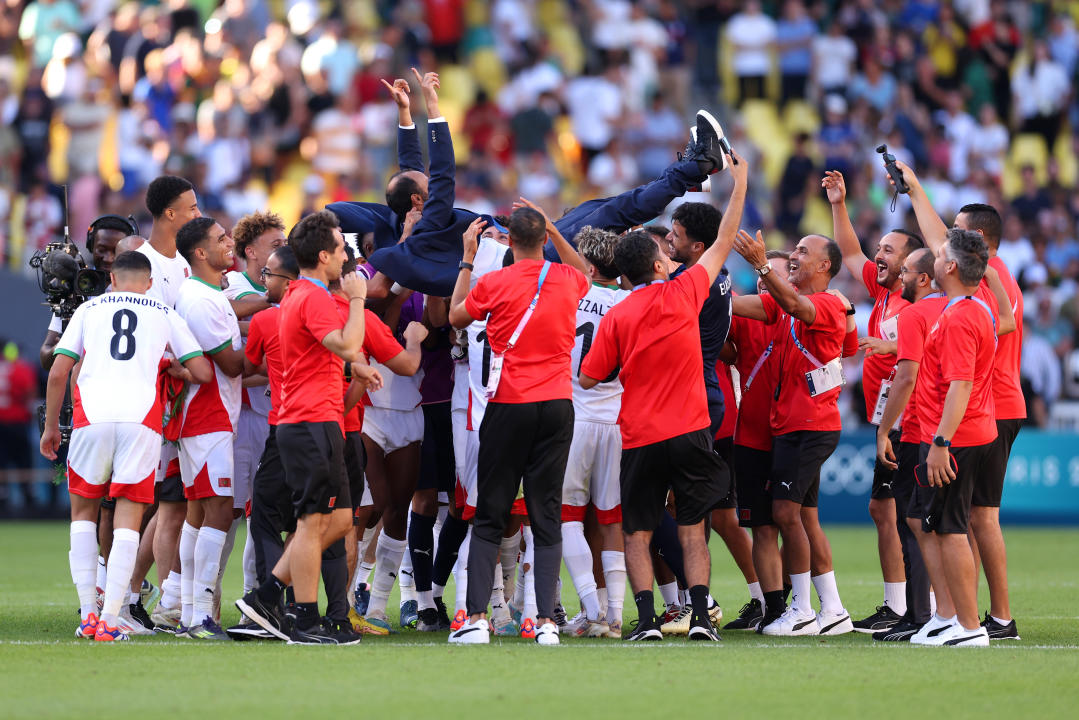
[219,477,231,488]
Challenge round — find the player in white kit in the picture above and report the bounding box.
[173,217,246,640]
[559,227,629,639]
[41,251,212,641]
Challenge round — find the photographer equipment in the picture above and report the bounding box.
[877,144,909,212]
[86,214,139,253]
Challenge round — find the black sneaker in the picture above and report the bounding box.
[756,605,787,635]
[872,618,922,642]
[853,605,903,634]
[624,616,663,642]
[127,600,155,632]
[723,599,764,630]
[287,615,338,645]
[679,110,728,175]
[434,597,452,630]
[227,616,275,641]
[687,616,721,642]
[416,607,441,632]
[552,603,568,629]
[981,612,1020,639]
[235,590,289,641]
[321,617,363,646]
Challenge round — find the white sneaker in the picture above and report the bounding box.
[566,613,609,638]
[938,623,990,647]
[660,605,692,635]
[816,608,854,636]
[448,618,490,644]
[910,614,958,646]
[535,621,560,645]
[117,606,154,636]
[760,607,819,636]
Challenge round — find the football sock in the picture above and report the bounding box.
[658,581,679,607]
[102,528,139,625]
[453,530,471,613]
[255,574,287,606]
[930,590,937,616]
[369,533,407,616]
[218,516,240,587]
[991,614,1011,625]
[399,549,417,605]
[193,526,226,625]
[96,554,107,593]
[533,543,562,621]
[350,526,375,590]
[790,571,813,615]
[69,521,98,618]
[490,562,510,620]
[521,528,537,621]
[321,538,348,621]
[294,601,320,631]
[884,581,907,616]
[499,528,521,601]
[242,517,257,594]
[597,587,608,615]
[763,589,785,616]
[811,571,844,615]
[748,581,764,605]
[407,511,436,598]
[601,550,626,625]
[160,570,181,610]
[688,584,709,623]
[562,521,601,619]
[634,590,656,623]
[179,521,198,627]
[431,514,469,588]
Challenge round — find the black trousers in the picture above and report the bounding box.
[250,426,292,583]
[466,399,573,619]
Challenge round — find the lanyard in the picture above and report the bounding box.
[506,261,551,350]
[944,294,997,347]
[744,339,774,390]
[632,279,666,291]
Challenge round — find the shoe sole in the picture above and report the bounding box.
[874,631,918,642]
[227,627,275,641]
[695,109,728,171]
[688,628,720,641]
[853,624,895,634]
[819,616,854,635]
[723,617,764,630]
[624,630,663,641]
[762,620,818,636]
[235,598,290,642]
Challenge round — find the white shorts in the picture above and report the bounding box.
[462,427,480,519]
[233,406,270,510]
[178,431,235,501]
[561,420,622,524]
[362,406,423,454]
[67,423,160,504]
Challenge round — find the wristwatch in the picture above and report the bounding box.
[846,306,856,316]
[932,435,951,448]
[755,264,771,278]
[458,261,474,271]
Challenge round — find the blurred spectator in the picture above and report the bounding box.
[1022,332,1062,427]
[725,0,776,104]
[849,56,897,112]
[934,90,976,182]
[968,104,1009,178]
[1046,13,1079,78]
[998,214,1037,278]
[776,0,815,105]
[1011,165,1052,224]
[819,95,858,179]
[969,2,1020,122]
[813,20,858,98]
[510,91,557,158]
[18,0,80,68]
[587,135,637,196]
[1011,40,1070,150]
[631,91,684,182]
[775,132,815,237]
[565,59,623,168]
[922,2,965,89]
[0,340,35,480]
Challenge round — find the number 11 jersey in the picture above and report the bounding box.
[571,283,629,424]
[54,292,204,430]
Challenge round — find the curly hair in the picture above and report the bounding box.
[232,211,285,259]
[573,226,620,280]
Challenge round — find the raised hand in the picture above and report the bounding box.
[821,170,846,205]
[380,77,410,109]
[513,196,555,232]
[352,362,383,393]
[733,229,767,269]
[403,320,429,346]
[411,67,441,113]
[462,217,487,262]
[727,148,748,187]
[341,269,368,301]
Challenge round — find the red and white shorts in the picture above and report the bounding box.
[178,431,235,501]
[67,423,160,504]
[561,420,622,525]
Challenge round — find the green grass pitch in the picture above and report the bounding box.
[1,522,1077,718]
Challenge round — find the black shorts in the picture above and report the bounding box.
[620,429,731,534]
[712,436,737,509]
[894,441,920,522]
[252,425,296,535]
[344,430,367,524]
[920,442,994,535]
[769,430,840,507]
[417,402,455,494]
[734,444,773,528]
[156,475,185,504]
[908,442,934,522]
[871,429,902,500]
[277,421,349,517]
[973,419,1021,508]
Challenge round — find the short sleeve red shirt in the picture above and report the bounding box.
[245,306,283,425]
[760,292,846,435]
[714,360,737,441]
[861,260,910,419]
[895,295,947,443]
[581,263,712,449]
[987,256,1026,420]
[728,313,777,451]
[333,295,405,431]
[464,259,588,404]
[277,278,346,429]
[915,296,998,447]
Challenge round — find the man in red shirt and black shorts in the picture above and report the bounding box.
[447,207,590,646]
[732,229,854,637]
[237,210,367,645]
[580,149,747,642]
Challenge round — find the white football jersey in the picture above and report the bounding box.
[366,360,424,411]
[223,269,266,301]
[175,276,242,435]
[465,237,512,429]
[137,242,191,308]
[55,291,203,428]
[571,283,629,424]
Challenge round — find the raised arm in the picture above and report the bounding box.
[891,159,948,253]
[514,196,589,275]
[449,218,485,329]
[734,229,817,324]
[731,294,768,321]
[410,70,457,234]
[321,272,368,360]
[382,77,424,172]
[822,170,870,279]
[382,321,428,377]
[698,150,748,285]
[983,263,1016,336]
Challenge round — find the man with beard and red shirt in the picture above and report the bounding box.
[822,169,925,633]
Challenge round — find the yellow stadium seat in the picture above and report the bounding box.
[739,100,791,187]
[547,25,585,77]
[435,64,477,111]
[468,47,506,98]
[1002,133,1049,198]
[783,100,820,136]
[1054,125,1077,188]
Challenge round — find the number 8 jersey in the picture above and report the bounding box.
[54,292,204,430]
[572,283,629,424]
